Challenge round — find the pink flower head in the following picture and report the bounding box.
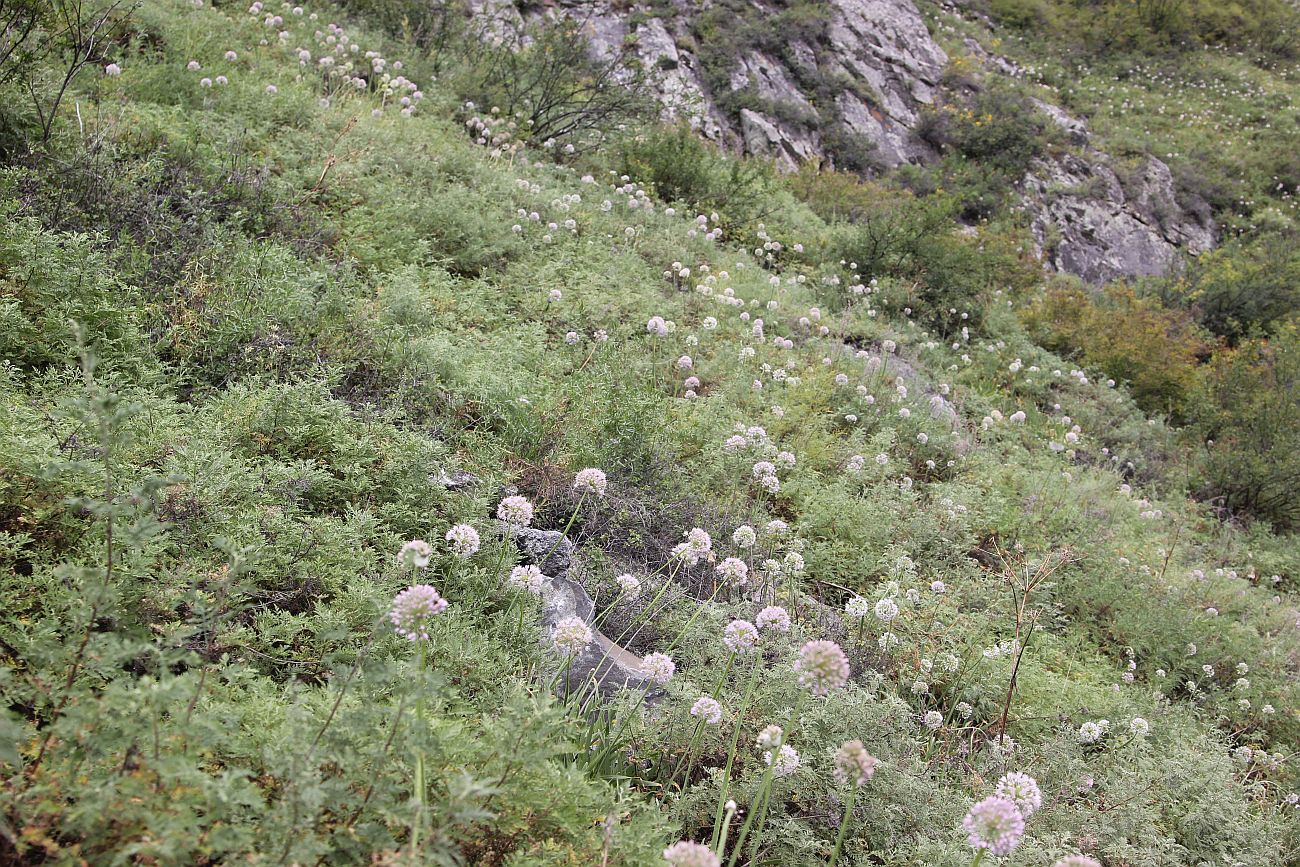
[962,796,1024,856]
[794,640,849,695]
[389,585,448,641]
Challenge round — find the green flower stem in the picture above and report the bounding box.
[969,850,987,867]
[733,690,808,866]
[712,652,736,699]
[828,784,859,867]
[409,641,428,854]
[711,659,763,851]
[540,491,586,566]
[665,581,725,653]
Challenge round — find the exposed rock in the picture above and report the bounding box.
[628,17,726,139]
[431,469,480,491]
[730,52,814,113]
[480,0,1215,282]
[1022,153,1215,284]
[739,109,821,171]
[1030,97,1089,146]
[509,526,664,702]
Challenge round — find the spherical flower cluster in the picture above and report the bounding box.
[445,524,480,558]
[1129,717,1150,737]
[615,573,642,598]
[1053,858,1101,867]
[396,539,433,569]
[1078,721,1103,744]
[874,598,900,622]
[994,772,1042,818]
[794,640,850,696]
[646,316,670,337]
[962,796,1025,856]
[642,652,676,684]
[508,564,546,595]
[553,616,592,655]
[765,743,800,777]
[663,840,720,867]
[690,696,723,725]
[756,724,784,749]
[574,467,608,496]
[723,619,759,654]
[389,585,449,641]
[924,710,943,730]
[832,740,877,787]
[732,525,757,548]
[673,528,713,565]
[845,597,871,620]
[105,63,122,76]
[716,557,749,587]
[756,606,791,632]
[496,495,534,527]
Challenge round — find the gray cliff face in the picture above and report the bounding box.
[478,0,1215,282]
[1022,151,1216,284]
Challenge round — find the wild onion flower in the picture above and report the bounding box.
[646,316,669,337]
[690,696,723,725]
[716,557,748,587]
[723,619,759,654]
[832,740,877,786]
[389,585,449,641]
[756,606,791,633]
[508,564,546,595]
[874,598,899,622]
[496,495,534,528]
[396,539,433,569]
[962,796,1025,856]
[673,528,712,565]
[105,63,122,76]
[732,525,756,548]
[553,616,591,655]
[1052,858,1101,867]
[1129,717,1149,737]
[1078,721,1102,744]
[574,468,607,496]
[845,597,870,620]
[764,743,800,777]
[756,724,784,750]
[663,840,719,867]
[641,652,676,684]
[994,772,1042,817]
[794,640,850,695]
[924,710,943,730]
[445,524,480,558]
[615,573,641,598]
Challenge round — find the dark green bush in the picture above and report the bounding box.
[615,125,778,232]
[1190,323,1300,530]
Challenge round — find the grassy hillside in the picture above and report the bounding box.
[0,0,1297,864]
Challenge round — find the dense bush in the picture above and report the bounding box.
[615,125,779,233]
[1190,324,1300,530]
[1159,234,1300,343]
[1022,281,1216,418]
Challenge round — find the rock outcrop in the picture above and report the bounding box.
[1021,152,1215,284]
[475,0,1215,282]
[509,526,665,702]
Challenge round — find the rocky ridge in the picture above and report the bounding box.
[472,0,1216,284]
